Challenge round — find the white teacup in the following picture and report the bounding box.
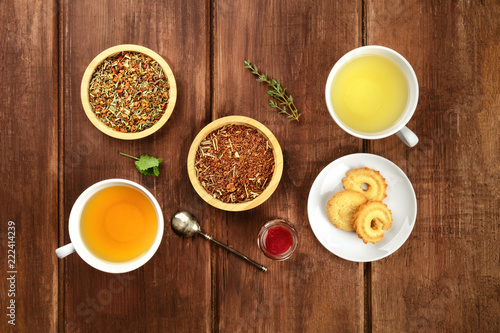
[55,179,164,273]
[325,45,419,147]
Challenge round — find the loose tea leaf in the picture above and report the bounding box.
[89,51,170,133]
[194,124,275,203]
[244,60,301,122]
[119,152,163,176]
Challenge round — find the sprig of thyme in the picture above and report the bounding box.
[244,60,301,122]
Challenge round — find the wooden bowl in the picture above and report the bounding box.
[187,116,283,211]
[80,44,177,140]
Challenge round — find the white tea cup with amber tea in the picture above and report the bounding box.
[325,45,419,147]
[55,179,163,273]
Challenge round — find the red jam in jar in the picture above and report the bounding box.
[265,226,294,255]
[258,219,298,260]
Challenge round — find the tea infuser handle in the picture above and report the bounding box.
[396,126,419,147]
[55,243,75,259]
[199,232,268,272]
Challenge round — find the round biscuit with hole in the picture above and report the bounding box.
[342,167,387,202]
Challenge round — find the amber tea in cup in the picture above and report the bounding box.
[80,185,158,262]
[56,179,163,273]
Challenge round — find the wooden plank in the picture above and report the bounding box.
[367,0,500,331]
[0,0,58,331]
[61,0,211,331]
[212,1,365,331]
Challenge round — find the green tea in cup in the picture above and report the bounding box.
[330,54,408,133]
[325,46,419,147]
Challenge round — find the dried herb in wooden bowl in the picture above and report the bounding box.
[88,51,170,133]
[194,124,275,203]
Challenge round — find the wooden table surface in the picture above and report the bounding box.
[1,0,499,332]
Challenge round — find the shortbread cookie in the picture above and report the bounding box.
[326,190,368,231]
[354,201,393,244]
[342,168,388,202]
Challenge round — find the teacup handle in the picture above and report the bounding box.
[396,126,418,147]
[56,243,75,259]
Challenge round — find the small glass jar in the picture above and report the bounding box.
[257,219,298,260]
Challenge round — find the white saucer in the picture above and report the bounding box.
[307,153,417,262]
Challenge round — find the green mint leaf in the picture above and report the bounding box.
[138,167,156,176]
[119,152,139,160]
[136,164,161,176]
[123,154,163,176]
[135,155,160,170]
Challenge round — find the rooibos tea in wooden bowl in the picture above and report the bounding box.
[194,124,274,203]
[187,116,283,212]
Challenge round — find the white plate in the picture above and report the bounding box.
[307,153,417,262]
